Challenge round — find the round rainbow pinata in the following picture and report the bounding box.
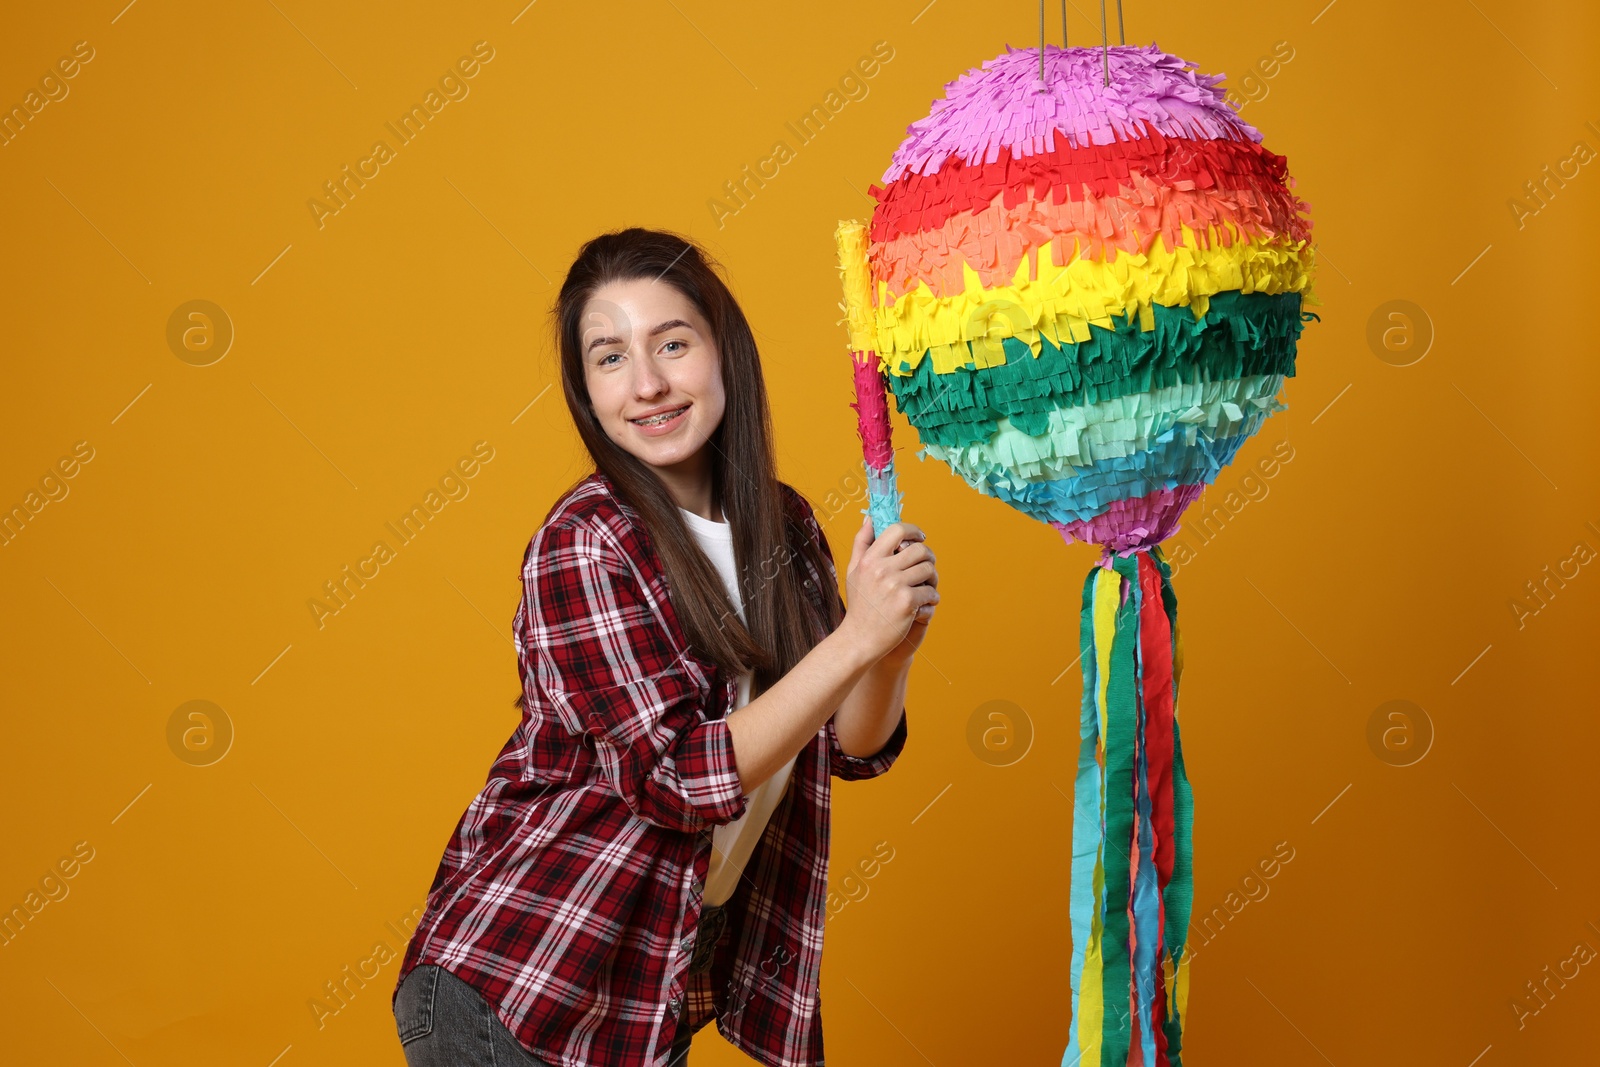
[838,42,1316,553]
[832,41,1317,1067]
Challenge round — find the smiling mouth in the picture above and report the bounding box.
[630,404,690,427]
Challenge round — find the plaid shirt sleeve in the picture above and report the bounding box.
[523,516,751,833]
[790,493,910,782]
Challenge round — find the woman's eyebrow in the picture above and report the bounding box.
[584,319,695,354]
[647,319,693,338]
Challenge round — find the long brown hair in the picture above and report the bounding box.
[512,226,842,712]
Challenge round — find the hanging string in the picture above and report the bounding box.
[1099,0,1109,85]
[1038,1,1128,96]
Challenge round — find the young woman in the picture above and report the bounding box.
[391,227,939,1067]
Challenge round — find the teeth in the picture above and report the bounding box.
[633,405,686,426]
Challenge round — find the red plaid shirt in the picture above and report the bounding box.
[395,471,908,1067]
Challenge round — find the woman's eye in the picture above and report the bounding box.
[662,340,686,354]
[599,352,621,366]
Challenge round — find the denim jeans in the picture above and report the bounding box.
[394,964,554,1067]
[394,904,724,1067]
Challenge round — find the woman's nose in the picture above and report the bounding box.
[631,352,668,396]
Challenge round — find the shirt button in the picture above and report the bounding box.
[668,994,684,1015]
[691,877,704,894]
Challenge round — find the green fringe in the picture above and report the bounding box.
[885,291,1305,451]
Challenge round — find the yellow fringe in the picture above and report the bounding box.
[833,219,878,357]
[872,226,1316,377]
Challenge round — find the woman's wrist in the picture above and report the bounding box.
[832,643,911,759]
[872,648,915,673]
[825,616,885,676]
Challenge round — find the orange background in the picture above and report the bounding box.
[2,1,1597,1064]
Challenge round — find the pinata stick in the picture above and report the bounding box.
[834,219,904,536]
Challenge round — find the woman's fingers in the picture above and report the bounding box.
[872,521,924,554]
[845,518,940,648]
[854,514,876,551]
[885,541,935,572]
[881,563,939,614]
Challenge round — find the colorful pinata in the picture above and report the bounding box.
[833,42,1317,1067]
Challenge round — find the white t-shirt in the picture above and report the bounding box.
[677,505,797,907]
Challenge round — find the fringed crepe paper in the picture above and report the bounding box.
[831,41,1317,1065]
[837,218,905,537]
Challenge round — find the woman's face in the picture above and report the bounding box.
[580,277,726,478]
